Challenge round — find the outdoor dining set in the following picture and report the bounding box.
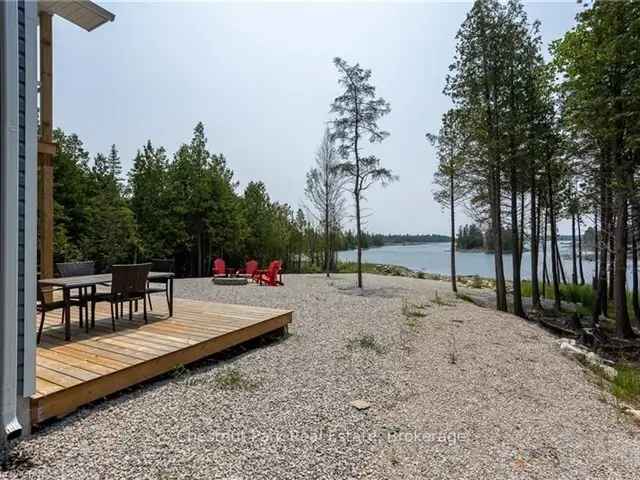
[37,258,282,344]
[37,259,175,343]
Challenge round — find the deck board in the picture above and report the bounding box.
[32,296,292,425]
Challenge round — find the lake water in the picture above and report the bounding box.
[338,242,633,283]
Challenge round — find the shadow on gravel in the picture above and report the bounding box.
[1,449,35,475]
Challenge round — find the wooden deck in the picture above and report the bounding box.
[32,296,292,426]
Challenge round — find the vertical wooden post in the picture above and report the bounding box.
[38,12,54,284]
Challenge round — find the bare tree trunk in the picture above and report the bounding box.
[594,208,599,283]
[355,192,363,288]
[577,211,585,285]
[548,172,561,311]
[593,165,609,324]
[556,235,568,286]
[325,198,330,278]
[613,191,634,337]
[510,167,524,317]
[608,217,615,301]
[632,197,640,324]
[354,96,364,289]
[542,207,549,298]
[491,168,507,312]
[571,211,578,284]
[519,190,525,263]
[633,221,639,324]
[530,182,541,310]
[450,174,457,293]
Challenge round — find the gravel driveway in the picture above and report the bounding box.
[3,274,639,479]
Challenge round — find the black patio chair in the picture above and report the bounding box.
[146,258,174,311]
[92,263,151,331]
[36,283,82,344]
[55,261,96,327]
[56,261,95,278]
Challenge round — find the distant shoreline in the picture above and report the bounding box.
[337,241,449,252]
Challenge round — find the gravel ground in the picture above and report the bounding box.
[3,274,640,479]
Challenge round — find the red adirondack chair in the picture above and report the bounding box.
[256,260,283,286]
[212,258,235,277]
[237,260,259,281]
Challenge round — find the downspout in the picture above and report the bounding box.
[0,0,23,448]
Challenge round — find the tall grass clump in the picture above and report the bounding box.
[521,280,637,320]
[611,365,640,404]
[521,280,594,307]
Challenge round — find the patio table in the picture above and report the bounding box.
[38,271,174,341]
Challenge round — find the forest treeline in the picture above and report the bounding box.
[430,0,640,338]
[456,224,517,253]
[337,233,450,250]
[52,123,355,276]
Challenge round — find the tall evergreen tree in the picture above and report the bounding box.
[128,141,172,259]
[330,57,397,288]
[428,109,469,293]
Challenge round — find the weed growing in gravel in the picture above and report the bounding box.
[215,368,256,390]
[401,298,430,328]
[433,291,455,306]
[402,298,429,317]
[611,365,640,404]
[348,334,386,354]
[448,335,458,365]
[171,364,190,379]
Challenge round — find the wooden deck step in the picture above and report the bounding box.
[31,296,292,425]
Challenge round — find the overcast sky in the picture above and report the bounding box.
[52,0,582,235]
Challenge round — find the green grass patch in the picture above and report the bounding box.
[611,365,640,404]
[521,280,595,307]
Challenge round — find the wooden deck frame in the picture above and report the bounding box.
[31,297,292,426]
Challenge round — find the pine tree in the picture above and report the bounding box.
[428,109,469,293]
[330,57,397,289]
